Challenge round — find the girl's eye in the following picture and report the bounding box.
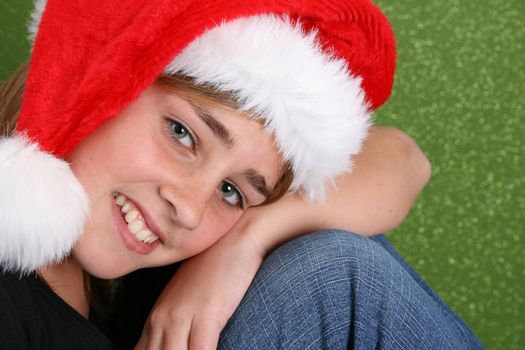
[167,119,195,150]
[218,181,245,209]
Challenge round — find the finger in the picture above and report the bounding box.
[136,320,165,350]
[188,318,222,350]
[161,326,189,350]
[134,332,147,350]
[145,330,164,350]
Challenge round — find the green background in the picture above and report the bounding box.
[1,1,523,348]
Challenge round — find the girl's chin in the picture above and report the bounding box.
[72,249,135,279]
[82,264,134,280]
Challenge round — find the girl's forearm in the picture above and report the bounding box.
[234,126,431,256]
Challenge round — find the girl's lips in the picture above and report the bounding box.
[111,197,159,255]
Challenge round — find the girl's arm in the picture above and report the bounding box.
[247,125,431,255]
[134,126,431,349]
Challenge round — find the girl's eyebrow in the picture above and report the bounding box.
[242,169,271,199]
[188,101,234,149]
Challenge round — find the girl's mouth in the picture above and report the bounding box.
[114,193,160,244]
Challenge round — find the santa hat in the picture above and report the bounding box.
[0,0,396,273]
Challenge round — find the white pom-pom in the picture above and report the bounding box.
[0,135,89,274]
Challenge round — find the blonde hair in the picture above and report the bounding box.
[0,65,293,203]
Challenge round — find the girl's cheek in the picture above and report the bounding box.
[205,208,243,238]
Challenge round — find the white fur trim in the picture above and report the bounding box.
[0,135,89,273]
[166,15,371,201]
[28,0,47,46]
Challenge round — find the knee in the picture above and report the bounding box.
[250,230,398,317]
[222,230,397,348]
[262,230,393,283]
[224,232,483,349]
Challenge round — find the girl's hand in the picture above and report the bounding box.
[133,224,265,350]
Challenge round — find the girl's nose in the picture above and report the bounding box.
[159,183,211,231]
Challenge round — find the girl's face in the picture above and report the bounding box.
[68,83,284,279]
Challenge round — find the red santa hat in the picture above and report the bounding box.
[0,0,396,273]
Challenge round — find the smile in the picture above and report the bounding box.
[113,193,160,244]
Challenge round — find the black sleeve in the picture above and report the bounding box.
[0,288,33,350]
[107,263,180,349]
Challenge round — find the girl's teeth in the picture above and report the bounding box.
[115,194,126,206]
[115,192,160,244]
[121,203,131,213]
[136,229,152,241]
[145,235,159,244]
[128,220,144,234]
[143,230,157,243]
[125,210,138,223]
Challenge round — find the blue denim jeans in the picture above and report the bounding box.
[219,230,483,349]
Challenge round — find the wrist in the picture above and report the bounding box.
[223,212,269,259]
[229,194,320,257]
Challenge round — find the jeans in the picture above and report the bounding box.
[218,230,483,349]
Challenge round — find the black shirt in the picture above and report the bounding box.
[0,270,115,349]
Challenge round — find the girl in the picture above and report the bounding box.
[0,0,482,349]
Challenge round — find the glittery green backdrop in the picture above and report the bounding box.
[1,1,523,348]
[374,1,525,349]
